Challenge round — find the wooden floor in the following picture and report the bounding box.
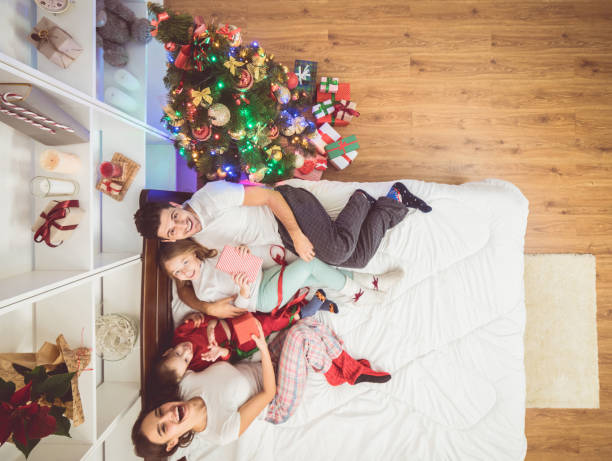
[168,1,612,458]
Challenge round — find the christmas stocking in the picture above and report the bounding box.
[323,350,391,386]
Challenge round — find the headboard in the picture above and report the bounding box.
[139,189,192,407]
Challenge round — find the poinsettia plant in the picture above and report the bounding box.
[0,366,73,458]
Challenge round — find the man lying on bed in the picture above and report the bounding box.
[134,180,431,318]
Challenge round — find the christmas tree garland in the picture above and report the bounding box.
[148,2,318,184]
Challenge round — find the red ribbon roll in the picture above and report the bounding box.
[33,200,80,248]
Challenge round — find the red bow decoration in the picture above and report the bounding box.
[150,12,170,37]
[174,45,193,70]
[298,156,327,174]
[333,101,360,119]
[33,200,79,248]
[217,24,241,41]
[101,179,122,195]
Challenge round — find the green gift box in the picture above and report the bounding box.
[325,135,359,170]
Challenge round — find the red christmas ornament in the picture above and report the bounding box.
[192,124,212,141]
[287,72,298,89]
[235,68,254,91]
[267,124,279,139]
[165,42,177,52]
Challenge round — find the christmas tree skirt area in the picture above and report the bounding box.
[524,253,599,408]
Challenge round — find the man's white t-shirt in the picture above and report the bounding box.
[185,182,283,251]
[179,361,264,447]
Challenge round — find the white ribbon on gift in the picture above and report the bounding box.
[295,64,311,85]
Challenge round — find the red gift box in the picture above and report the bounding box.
[316,83,351,126]
[233,313,259,346]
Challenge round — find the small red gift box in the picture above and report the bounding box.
[233,313,259,346]
[316,83,351,126]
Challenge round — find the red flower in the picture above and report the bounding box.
[0,381,57,447]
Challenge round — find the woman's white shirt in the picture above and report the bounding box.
[179,361,263,447]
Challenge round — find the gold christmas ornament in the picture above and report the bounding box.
[208,103,231,126]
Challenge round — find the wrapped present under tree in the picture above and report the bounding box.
[294,59,318,100]
[316,83,351,126]
[312,99,335,120]
[307,122,340,154]
[325,134,359,170]
[319,77,339,93]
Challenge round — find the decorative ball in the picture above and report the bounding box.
[228,129,246,140]
[208,103,231,126]
[96,314,138,361]
[192,124,212,141]
[267,124,279,140]
[274,86,291,105]
[287,72,299,89]
[217,24,242,47]
[294,116,306,134]
[165,42,177,52]
[249,167,267,183]
[217,167,227,178]
[235,69,254,91]
[273,150,283,161]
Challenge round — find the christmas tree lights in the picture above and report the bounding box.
[148,2,318,183]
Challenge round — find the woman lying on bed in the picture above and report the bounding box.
[131,316,391,458]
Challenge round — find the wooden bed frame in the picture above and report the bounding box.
[138,189,192,432]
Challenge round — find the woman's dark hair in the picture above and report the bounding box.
[158,239,218,280]
[131,382,195,458]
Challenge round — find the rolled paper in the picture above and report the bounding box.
[39,149,81,174]
[30,176,79,197]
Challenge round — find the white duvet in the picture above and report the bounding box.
[173,178,528,461]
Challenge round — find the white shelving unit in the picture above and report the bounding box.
[0,1,175,460]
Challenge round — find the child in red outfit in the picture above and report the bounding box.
[174,308,299,372]
[154,289,338,386]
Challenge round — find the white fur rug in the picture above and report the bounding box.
[524,254,599,408]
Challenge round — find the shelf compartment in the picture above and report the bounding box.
[3,0,96,97]
[91,109,145,267]
[0,281,96,461]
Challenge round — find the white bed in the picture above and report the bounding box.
[172,178,529,461]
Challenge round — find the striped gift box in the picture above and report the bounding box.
[215,245,263,284]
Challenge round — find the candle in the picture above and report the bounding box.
[30,176,79,197]
[100,161,123,178]
[39,149,82,174]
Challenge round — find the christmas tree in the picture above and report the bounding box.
[148,2,318,184]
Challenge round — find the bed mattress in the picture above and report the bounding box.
[172,178,529,461]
